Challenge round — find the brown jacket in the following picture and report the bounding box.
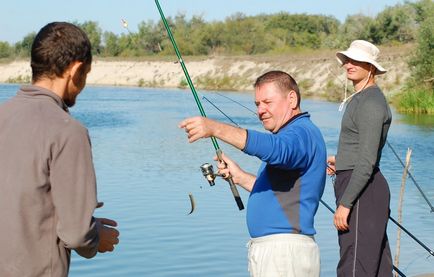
[0,85,99,276]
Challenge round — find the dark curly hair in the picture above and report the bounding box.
[31,22,92,82]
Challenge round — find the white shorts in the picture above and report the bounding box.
[247,233,320,277]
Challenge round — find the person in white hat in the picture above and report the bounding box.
[326,40,393,276]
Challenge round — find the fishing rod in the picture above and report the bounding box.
[319,198,407,277]
[155,0,244,211]
[386,141,434,213]
[202,93,434,259]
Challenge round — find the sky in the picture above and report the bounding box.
[0,0,410,44]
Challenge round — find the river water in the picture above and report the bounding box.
[1,84,433,276]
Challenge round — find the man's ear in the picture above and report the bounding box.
[288,90,298,109]
[69,61,84,80]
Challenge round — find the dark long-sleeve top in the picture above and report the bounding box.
[0,85,99,277]
[335,85,392,208]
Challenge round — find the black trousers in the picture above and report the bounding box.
[334,169,393,277]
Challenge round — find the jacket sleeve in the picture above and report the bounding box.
[243,128,308,169]
[50,124,99,258]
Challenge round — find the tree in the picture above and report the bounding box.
[76,21,102,55]
[408,8,434,88]
[14,32,36,57]
[137,20,164,54]
[373,4,417,44]
[264,12,339,49]
[0,41,13,58]
[336,14,375,47]
[102,32,120,57]
[218,13,269,54]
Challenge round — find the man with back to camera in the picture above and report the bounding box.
[179,70,327,277]
[0,22,120,276]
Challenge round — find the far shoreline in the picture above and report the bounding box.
[0,45,413,102]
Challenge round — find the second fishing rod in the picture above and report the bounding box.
[155,0,244,211]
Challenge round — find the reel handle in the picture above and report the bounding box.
[216,149,245,211]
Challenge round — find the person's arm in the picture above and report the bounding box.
[242,128,307,169]
[50,125,100,258]
[180,117,257,190]
[179,116,247,150]
[215,152,256,192]
[94,217,120,253]
[180,116,307,169]
[327,155,336,175]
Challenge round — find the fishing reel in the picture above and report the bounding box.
[200,162,245,210]
[200,163,223,186]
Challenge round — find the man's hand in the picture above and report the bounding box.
[327,155,336,176]
[179,116,247,150]
[334,205,350,231]
[96,218,120,253]
[179,116,215,143]
[215,153,243,183]
[215,152,256,192]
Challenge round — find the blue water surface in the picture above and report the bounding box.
[1,84,433,276]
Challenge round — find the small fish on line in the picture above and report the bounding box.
[188,193,195,215]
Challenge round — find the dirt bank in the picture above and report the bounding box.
[0,44,413,100]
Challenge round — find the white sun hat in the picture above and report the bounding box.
[336,40,387,75]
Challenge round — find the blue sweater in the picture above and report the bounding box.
[243,112,326,238]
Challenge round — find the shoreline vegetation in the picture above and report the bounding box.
[0,44,413,102]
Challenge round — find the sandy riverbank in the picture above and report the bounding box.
[0,45,412,99]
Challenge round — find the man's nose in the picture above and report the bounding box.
[257,104,265,115]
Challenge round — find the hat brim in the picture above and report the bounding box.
[336,51,387,75]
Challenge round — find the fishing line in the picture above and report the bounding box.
[202,93,434,260]
[155,0,244,210]
[202,95,240,127]
[214,92,257,116]
[386,141,434,213]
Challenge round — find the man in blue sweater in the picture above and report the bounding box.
[180,70,326,277]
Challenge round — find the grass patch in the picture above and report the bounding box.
[324,80,343,102]
[195,75,239,91]
[178,78,188,89]
[393,87,434,114]
[298,79,314,97]
[6,75,31,84]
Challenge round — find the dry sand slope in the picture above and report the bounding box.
[0,45,411,100]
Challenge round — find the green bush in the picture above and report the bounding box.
[0,41,13,58]
[394,0,434,114]
[395,87,434,114]
[6,75,31,84]
[178,78,188,88]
